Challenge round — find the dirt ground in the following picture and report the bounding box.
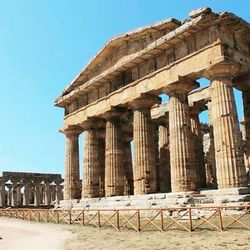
[0,217,73,250]
[65,225,250,250]
[0,217,250,250]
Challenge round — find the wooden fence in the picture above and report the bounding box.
[0,205,249,232]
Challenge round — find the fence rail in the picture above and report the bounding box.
[0,205,249,232]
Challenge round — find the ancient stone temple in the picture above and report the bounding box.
[55,8,250,207]
[0,172,63,207]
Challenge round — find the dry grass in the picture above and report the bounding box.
[64,224,250,250]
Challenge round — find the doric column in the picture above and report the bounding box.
[104,109,124,197]
[50,185,56,203]
[242,86,250,181]
[152,122,160,192]
[98,136,105,197]
[60,126,82,200]
[190,106,206,188]
[82,119,101,198]
[23,183,30,206]
[123,135,134,195]
[29,187,34,204]
[163,78,198,192]
[40,184,45,204]
[11,181,17,207]
[7,185,12,206]
[206,66,247,188]
[206,100,217,187]
[0,180,6,207]
[55,183,63,203]
[130,95,160,195]
[44,183,51,206]
[16,184,22,206]
[159,123,171,192]
[34,183,40,207]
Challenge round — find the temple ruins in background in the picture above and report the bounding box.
[0,172,63,207]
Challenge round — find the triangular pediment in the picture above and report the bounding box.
[61,18,180,96]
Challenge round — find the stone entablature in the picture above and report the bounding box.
[2,171,62,184]
[56,8,250,123]
[55,8,250,202]
[0,172,63,207]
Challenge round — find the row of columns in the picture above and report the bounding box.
[62,66,248,200]
[0,182,63,207]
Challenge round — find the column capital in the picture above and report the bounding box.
[80,117,103,130]
[203,63,241,81]
[59,125,83,137]
[129,94,161,109]
[102,107,127,120]
[163,76,199,95]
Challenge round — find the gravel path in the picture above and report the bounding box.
[0,217,74,250]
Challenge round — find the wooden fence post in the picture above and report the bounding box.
[160,210,164,231]
[218,207,223,231]
[137,210,141,232]
[69,210,72,225]
[188,208,193,232]
[116,210,120,230]
[82,210,85,226]
[97,210,101,228]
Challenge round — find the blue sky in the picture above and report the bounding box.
[0,0,249,176]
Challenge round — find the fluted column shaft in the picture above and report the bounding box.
[0,181,6,206]
[243,89,250,174]
[82,129,100,198]
[16,185,22,206]
[34,184,40,207]
[243,89,250,147]
[190,111,206,188]
[159,125,171,192]
[152,123,160,192]
[132,96,159,195]
[44,183,51,206]
[63,128,82,200]
[168,91,197,192]
[11,182,17,207]
[123,141,134,195]
[133,107,156,194]
[23,184,30,206]
[210,76,247,188]
[7,186,12,206]
[105,116,124,196]
[55,184,63,202]
[98,138,105,197]
[51,185,56,203]
[206,101,217,186]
